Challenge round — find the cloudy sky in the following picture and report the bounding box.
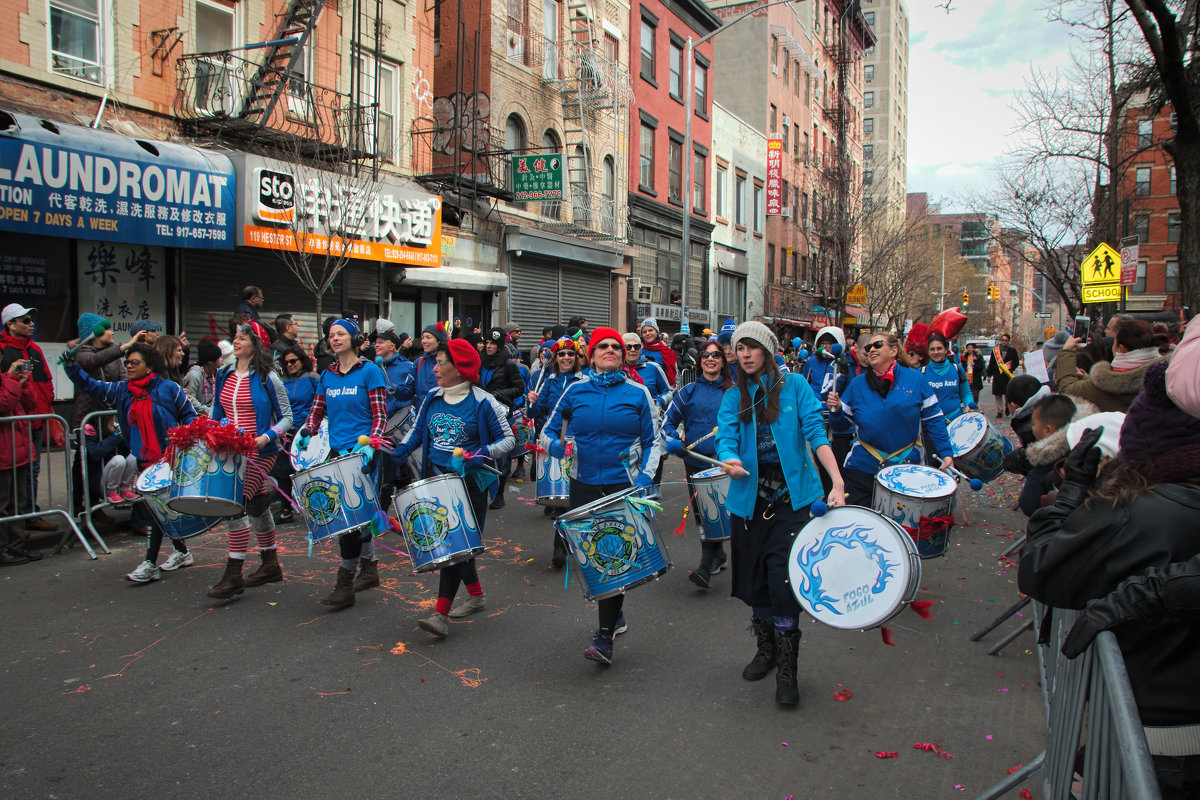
[906,0,1077,210]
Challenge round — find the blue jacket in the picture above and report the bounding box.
[541,373,662,487]
[529,370,582,423]
[378,354,416,417]
[800,353,840,399]
[635,357,672,408]
[661,374,726,456]
[413,352,438,399]
[284,373,320,428]
[829,360,866,436]
[922,358,975,421]
[212,367,293,457]
[392,385,516,496]
[831,365,954,474]
[67,363,197,462]
[715,372,830,518]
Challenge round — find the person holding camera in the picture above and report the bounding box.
[0,304,56,532]
[0,357,43,564]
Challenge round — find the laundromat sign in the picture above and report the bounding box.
[0,110,236,248]
[235,154,442,267]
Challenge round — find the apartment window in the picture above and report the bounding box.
[865,45,875,58]
[507,0,528,63]
[804,74,810,103]
[694,61,708,116]
[1133,213,1149,244]
[603,32,618,63]
[735,173,746,226]
[1138,119,1153,149]
[639,121,655,190]
[753,181,764,234]
[793,128,800,159]
[1134,260,1147,293]
[864,117,874,134]
[373,60,399,162]
[693,151,706,212]
[801,191,808,219]
[1171,166,1177,195]
[193,1,237,114]
[864,143,873,161]
[865,64,874,84]
[50,0,104,83]
[668,136,683,204]
[640,17,656,82]
[865,11,875,27]
[782,56,789,85]
[715,164,727,218]
[782,122,789,152]
[602,155,616,233]
[803,131,810,164]
[1168,211,1181,243]
[1136,166,1151,195]
[864,169,873,185]
[769,104,777,133]
[864,91,874,109]
[767,245,775,283]
[287,31,317,117]
[794,61,801,96]
[1166,260,1180,293]
[669,38,683,99]
[771,34,778,68]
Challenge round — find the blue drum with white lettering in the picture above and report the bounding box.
[167,442,246,517]
[787,506,921,631]
[690,467,732,541]
[872,464,957,558]
[136,462,221,540]
[535,435,574,507]
[390,473,485,572]
[556,487,672,601]
[947,412,1013,483]
[293,453,381,542]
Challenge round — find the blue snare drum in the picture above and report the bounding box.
[167,442,246,517]
[535,435,574,507]
[136,462,221,540]
[390,473,485,572]
[690,467,732,541]
[556,487,672,601]
[947,412,1013,483]
[872,464,958,558]
[293,453,381,542]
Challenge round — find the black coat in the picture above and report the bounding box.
[1020,481,1200,726]
[480,349,524,411]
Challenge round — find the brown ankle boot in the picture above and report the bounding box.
[320,567,357,608]
[207,557,245,599]
[352,558,380,591]
[244,549,283,587]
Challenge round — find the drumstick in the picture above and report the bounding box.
[662,437,731,470]
[685,426,719,451]
[930,455,983,491]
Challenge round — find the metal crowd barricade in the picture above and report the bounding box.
[76,409,120,556]
[0,412,103,559]
[975,604,1163,800]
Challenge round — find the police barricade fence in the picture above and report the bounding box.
[76,409,122,556]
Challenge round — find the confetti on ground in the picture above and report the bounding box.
[914,742,954,760]
[875,751,898,759]
[1006,763,1024,774]
[1020,790,1033,799]
[834,689,853,701]
[316,690,351,696]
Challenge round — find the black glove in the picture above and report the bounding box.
[1062,427,1103,488]
[1003,447,1032,476]
[1061,554,1200,659]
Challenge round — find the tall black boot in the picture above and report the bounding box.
[552,532,567,568]
[489,477,507,510]
[743,617,777,681]
[775,628,801,707]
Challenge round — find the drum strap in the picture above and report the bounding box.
[859,439,920,467]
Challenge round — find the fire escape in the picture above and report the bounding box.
[176,0,382,168]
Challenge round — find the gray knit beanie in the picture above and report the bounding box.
[732,321,779,355]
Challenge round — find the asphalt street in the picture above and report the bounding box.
[2,443,1043,800]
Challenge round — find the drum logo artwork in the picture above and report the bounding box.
[173,447,213,486]
[300,478,344,526]
[563,512,648,579]
[402,499,453,552]
[430,413,468,450]
[793,522,897,616]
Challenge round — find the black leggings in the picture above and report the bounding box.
[569,480,631,635]
[133,458,187,562]
[436,479,490,600]
[843,468,877,507]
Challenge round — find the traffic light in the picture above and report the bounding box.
[962,291,969,307]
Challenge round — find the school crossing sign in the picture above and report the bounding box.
[1080,243,1123,304]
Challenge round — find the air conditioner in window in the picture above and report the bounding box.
[783,115,791,126]
[804,219,815,230]
[634,283,660,303]
[781,207,793,219]
[800,281,812,291]
[771,64,779,75]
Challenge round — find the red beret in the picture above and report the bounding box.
[445,339,481,384]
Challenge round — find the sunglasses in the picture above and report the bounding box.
[625,344,642,351]
[593,342,622,352]
[556,350,576,356]
[864,340,889,352]
[13,316,32,324]
[284,358,301,365]
[700,351,723,360]
[125,358,144,366]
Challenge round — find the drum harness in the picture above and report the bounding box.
[757,466,790,520]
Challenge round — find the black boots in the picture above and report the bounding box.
[552,533,567,568]
[743,617,777,681]
[490,477,507,509]
[775,628,801,707]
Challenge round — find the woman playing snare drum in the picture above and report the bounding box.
[541,327,663,666]
[207,321,293,599]
[527,336,584,542]
[715,322,845,707]
[390,340,515,637]
[296,318,389,608]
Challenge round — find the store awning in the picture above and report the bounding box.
[503,225,623,271]
[399,265,509,292]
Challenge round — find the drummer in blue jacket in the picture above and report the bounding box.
[412,322,447,400]
[374,329,416,491]
[827,331,956,506]
[921,332,976,421]
[661,336,733,589]
[527,336,585,531]
[390,339,515,638]
[542,327,663,666]
[715,322,846,707]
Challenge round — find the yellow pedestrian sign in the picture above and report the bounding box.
[1080,242,1123,304]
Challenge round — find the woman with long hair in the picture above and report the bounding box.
[64,342,198,582]
[206,320,293,598]
[1056,318,1170,413]
[154,335,186,385]
[527,336,585,533]
[714,322,845,706]
[269,347,320,524]
[390,340,515,635]
[541,327,663,666]
[661,337,733,588]
[181,340,222,416]
[827,331,956,506]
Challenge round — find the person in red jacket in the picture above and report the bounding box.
[0,357,44,564]
[638,318,678,386]
[0,304,56,532]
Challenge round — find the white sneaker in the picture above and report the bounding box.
[160,551,194,571]
[126,560,161,583]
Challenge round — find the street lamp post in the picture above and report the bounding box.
[680,0,801,326]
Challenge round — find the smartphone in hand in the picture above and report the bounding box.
[1073,315,1091,342]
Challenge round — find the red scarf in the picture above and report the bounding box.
[873,362,896,387]
[127,376,162,461]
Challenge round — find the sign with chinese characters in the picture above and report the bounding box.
[0,110,235,248]
[510,153,564,201]
[845,284,867,304]
[76,241,167,335]
[765,137,783,216]
[235,154,442,267]
[634,303,711,328]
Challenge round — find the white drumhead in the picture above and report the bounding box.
[290,419,330,471]
[136,461,172,493]
[948,412,988,456]
[787,506,919,630]
[875,464,956,500]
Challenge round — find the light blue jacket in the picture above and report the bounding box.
[715,372,830,518]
